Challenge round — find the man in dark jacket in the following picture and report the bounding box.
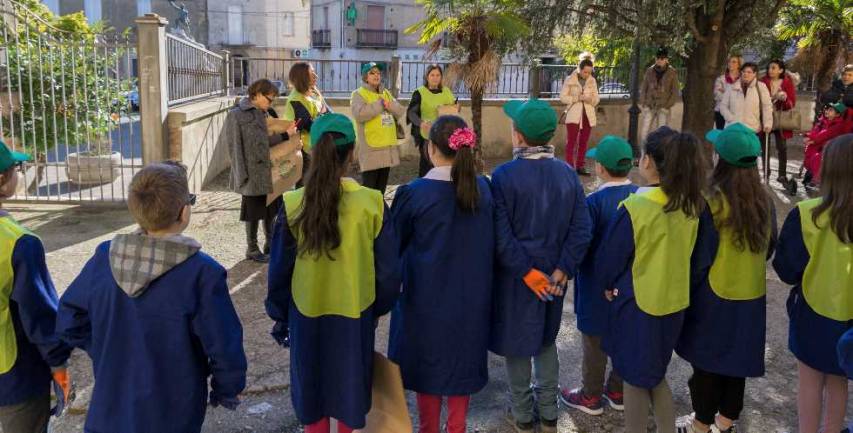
[818,64,853,113]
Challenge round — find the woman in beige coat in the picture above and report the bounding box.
[720,62,773,134]
[350,62,406,195]
[559,59,599,175]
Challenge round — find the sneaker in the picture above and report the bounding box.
[713,423,737,433]
[539,418,558,433]
[504,408,535,433]
[559,388,604,416]
[602,389,624,411]
[676,413,713,433]
[576,168,591,176]
[246,249,270,263]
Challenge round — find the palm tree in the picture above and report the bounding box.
[776,0,853,94]
[406,0,529,168]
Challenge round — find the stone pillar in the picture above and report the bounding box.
[389,55,402,98]
[136,14,170,165]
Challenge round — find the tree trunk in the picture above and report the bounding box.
[816,32,841,93]
[471,87,485,173]
[681,16,726,158]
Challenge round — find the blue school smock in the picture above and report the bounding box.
[56,242,247,433]
[838,327,853,379]
[0,232,71,406]
[488,158,592,358]
[387,173,494,396]
[676,203,777,378]
[774,206,851,376]
[574,183,638,336]
[598,201,716,389]
[266,181,401,429]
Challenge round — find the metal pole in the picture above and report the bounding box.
[627,38,641,158]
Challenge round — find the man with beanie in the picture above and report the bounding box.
[640,48,681,140]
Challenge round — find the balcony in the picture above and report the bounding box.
[312,29,331,48]
[356,29,398,48]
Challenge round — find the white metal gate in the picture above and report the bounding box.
[0,0,140,203]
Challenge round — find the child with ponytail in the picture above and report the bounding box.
[675,123,777,433]
[596,127,716,433]
[265,113,401,433]
[388,115,494,433]
[774,133,853,433]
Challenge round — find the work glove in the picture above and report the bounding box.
[51,367,73,416]
[523,269,554,302]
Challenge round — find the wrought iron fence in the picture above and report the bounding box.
[231,58,392,97]
[166,34,226,106]
[0,0,140,203]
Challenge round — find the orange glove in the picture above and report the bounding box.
[523,269,554,301]
[51,368,72,416]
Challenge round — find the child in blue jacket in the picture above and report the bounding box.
[491,99,592,433]
[388,116,494,433]
[560,135,637,416]
[57,162,247,433]
[0,142,72,433]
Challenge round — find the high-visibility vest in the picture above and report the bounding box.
[707,196,769,300]
[0,216,30,374]
[353,87,398,148]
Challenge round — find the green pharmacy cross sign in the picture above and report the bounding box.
[346,2,357,25]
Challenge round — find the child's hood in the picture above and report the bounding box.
[109,229,202,297]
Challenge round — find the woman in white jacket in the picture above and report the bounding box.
[559,59,599,175]
[720,62,773,134]
[713,55,742,129]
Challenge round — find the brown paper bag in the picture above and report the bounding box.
[266,118,294,135]
[437,104,460,117]
[362,353,411,433]
[267,137,304,205]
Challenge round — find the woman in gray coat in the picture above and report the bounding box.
[227,79,297,262]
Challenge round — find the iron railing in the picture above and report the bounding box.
[0,0,140,203]
[356,29,398,48]
[166,34,226,106]
[312,29,331,48]
[231,58,391,97]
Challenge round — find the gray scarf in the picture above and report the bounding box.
[109,229,202,297]
[513,145,555,160]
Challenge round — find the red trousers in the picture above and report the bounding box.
[304,418,353,433]
[416,393,471,433]
[804,143,824,183]
[565,110,592,170]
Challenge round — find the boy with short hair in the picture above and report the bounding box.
[57,162,247,433]
[491,99,593,433]
[0,142,72,433]
[560,136,638,415]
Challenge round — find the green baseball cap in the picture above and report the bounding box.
[502,99,557,143]
[586,135,634,171]
[310,113,356,148]
[705,122,761,168]
[360,62,385,76]
[830,102,847,114]
[0,140,29,173]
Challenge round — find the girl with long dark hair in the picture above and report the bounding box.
[774,134,853,433]
[675,123,777,433]
[406,65,459,177]
[388,116,492,433]
[597,127,715,433]
[266,113,401,433]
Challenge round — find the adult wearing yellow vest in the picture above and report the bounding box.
[283,62,331,186]
[675,123,777,433]
[0,142,72,433]
[351,62,406,195]
[406,64,459,177]
[266,113,401,432]
[596,127,714,433]
[774,134,853,433]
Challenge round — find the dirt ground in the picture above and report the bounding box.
[5,139,850,433]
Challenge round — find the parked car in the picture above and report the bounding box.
[271,80,286,96]
[125,88,139,111]
[599,82,630,99]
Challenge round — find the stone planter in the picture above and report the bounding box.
[66,151,121,185]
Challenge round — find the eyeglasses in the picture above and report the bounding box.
[263,95,274,104]
[188,193,197,206]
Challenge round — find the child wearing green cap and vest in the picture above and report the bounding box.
[490,99,592,433]
[596,127,715,433]
[560,135,637,416]
[674,123,777,433]
[351,62,406,195]
[266,113,401,433]
[774,133,853,433]
[0,142,72,433]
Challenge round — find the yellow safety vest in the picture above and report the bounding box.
[0,216,31,374]
[707,196,769,300]
[284,90,322,151]
[798,198,853,321]
[417,86,456,123]
[622,187,699,316]
[353,87,398,148]
[284,179,385,318]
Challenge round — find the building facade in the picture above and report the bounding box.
[206,0,311,57]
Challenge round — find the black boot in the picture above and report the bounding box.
[262,215,275,255]
[245,221,269,263]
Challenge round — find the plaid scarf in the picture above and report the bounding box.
[513,145,555,160]
[109,229,202,297]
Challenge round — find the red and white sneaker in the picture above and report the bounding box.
[559,388,604,416]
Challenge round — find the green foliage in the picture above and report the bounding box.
[0,2,130,153]
[776,0,852,49]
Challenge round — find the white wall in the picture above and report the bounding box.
[208,0,310,50]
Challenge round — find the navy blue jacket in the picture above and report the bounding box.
[489,158,592,357]
[266,204,401,429]
[774,207,851,376]
[0,235,71,406]
[388,176,494,396]
[599,203,716,389]
[574,183,638,336]
[56,242,247,433]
